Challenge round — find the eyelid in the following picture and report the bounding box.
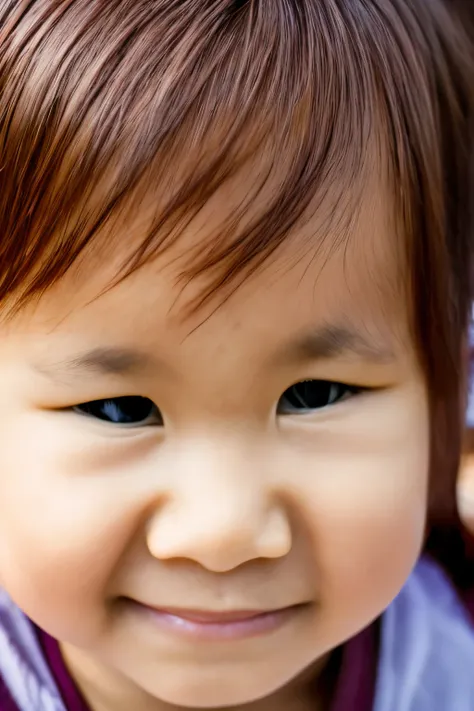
[71,405,161,428]
[71,396,163,428]
[277,380,367,416]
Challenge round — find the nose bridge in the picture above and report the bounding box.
[146,437,292,572]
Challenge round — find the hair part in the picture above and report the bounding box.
[0,0,472,580]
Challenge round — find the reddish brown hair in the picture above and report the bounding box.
[0,1,472,581]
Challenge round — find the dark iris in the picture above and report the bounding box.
[278,380,356,414]
[74,396,162,425]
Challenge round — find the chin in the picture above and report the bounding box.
[133,665,293,708]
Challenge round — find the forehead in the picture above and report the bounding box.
[8,164,409,366]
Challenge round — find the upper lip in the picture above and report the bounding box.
[137,604,297,623]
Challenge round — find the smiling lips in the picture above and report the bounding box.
[134,603,303,641]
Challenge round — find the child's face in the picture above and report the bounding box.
[0,181,429,708]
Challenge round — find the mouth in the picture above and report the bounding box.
[128,601,308,641]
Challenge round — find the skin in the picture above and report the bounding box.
[0,175,429,711]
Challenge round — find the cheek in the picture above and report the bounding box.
[291,411,429,642]
[315,482,427,632]
[0,425,141,641]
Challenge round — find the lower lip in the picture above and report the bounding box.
[133,604,303,641]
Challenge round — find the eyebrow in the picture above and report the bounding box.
[33,346,157,380]
[33,325,395,383]
[275,324,396,365]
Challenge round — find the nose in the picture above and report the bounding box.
[145,443,292,572]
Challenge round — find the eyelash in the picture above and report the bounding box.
[72,380,363,427]
[277,380,362,415]
[73,396,163,427]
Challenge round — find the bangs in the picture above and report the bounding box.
[0,0,439,311]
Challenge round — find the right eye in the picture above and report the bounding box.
[73,396,163,426]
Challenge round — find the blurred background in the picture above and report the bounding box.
[458,319,474,533]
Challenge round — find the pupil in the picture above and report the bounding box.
[82,396,154,423]
[285,381,334,409]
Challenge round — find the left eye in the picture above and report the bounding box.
[73,396,163,426]
[277,380,359,414]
